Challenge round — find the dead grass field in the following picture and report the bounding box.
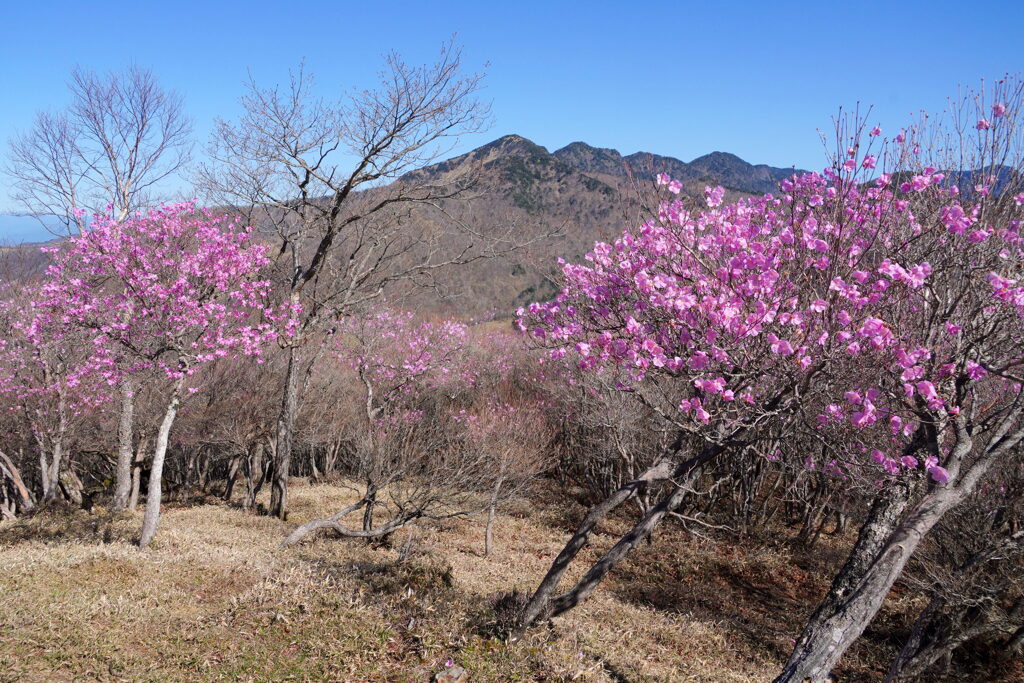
[1,481,1019,682]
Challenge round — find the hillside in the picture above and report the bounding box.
[395,135,802,317]
[0,480,876,681]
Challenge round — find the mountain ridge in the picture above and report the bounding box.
[390,134,807,316]
[410,133,804,197]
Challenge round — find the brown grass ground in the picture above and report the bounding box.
[1,481,1019,682]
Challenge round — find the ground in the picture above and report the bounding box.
[1,480,1019,681]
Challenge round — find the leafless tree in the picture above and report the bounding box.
[197,40,543,520]
[6,65,192,233]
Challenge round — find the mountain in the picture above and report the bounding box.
[552,141,801,195]
[394,135,802,317]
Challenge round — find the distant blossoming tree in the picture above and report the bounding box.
[0,292,107,507]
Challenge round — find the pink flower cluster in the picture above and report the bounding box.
[37,202,290,387]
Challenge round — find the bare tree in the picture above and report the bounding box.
[6,65,192,233]
[197,41,536,520]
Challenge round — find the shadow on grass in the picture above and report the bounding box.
[0,503,138,547]
[604,530,834,664]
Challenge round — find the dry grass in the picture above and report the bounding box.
[3,481,1018,681]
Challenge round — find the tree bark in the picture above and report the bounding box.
[128,436,147,512]
[362,484,379,533]
[111,378,135,511]
[517,442,717,632]
[40,444,60,503]
[484,477,503,557]
[223,453,242,501]
[58,466,83,507]
[243,440,266,511]
[139,382,183,548]
[0,448,34,515]
[269,345,298,520]
[37,421,66,504]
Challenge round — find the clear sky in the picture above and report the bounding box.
[2,0,1022,215]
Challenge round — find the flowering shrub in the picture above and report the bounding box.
[38,202,287,382]
[32,201,287,545]
[520,126,1024,487]
[518,79,1024,679]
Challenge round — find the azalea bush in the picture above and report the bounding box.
[517,76,1024,679]
[35,202,285,545]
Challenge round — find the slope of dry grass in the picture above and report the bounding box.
[2,481,1020,682]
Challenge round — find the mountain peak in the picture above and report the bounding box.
[689,151,746,166]
[478,134,549,157]
[552,141,625,177]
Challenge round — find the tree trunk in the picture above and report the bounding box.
[111,378,135,511]
[41,443,62,503]
[280,500,421,548]
[139,383,183,548]
[37,418,67,505]
[243,440,266,511]
[58,466,84,507]
[223,454,242,501]
[484,477,503,557]
[269,346,298,520]
[0,448,34,515]
[773,420,1016,682]
[548,461,706,619]
[517,443,716,633]
[362,484,379,533]
[884,595,943,682]
[776,506,945,680]
[128,435,148,512]
[775,482,968,682]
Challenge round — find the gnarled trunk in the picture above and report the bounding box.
[517,442,718,632]
[269,346,298,520]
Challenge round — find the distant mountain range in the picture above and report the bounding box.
[551,139,799,195]
[390,134,803,315]
[413,133,802,197]
[0,135,804,316]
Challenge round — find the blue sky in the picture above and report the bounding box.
[2,0,1022,218]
